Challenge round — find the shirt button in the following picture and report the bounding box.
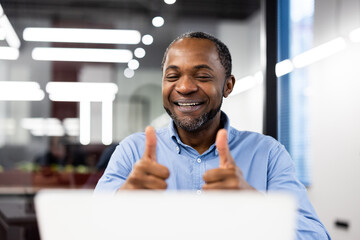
[197,158,201,163]
[196,190,202,195]
[176,146,180,153]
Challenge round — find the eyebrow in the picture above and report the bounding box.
[165,64,214,72]
[194,64,214,72]
[165,65,179,71]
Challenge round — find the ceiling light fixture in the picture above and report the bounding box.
[128,59,139,70]
[0,4,4,16]
[164,0,176,4]
[23,28,141,44]
[292,37,346,68]
[152,16,165,27]
[79,101,91,145]
[349,28,360,42]
[0,28,5,40]
[0,81,45,101]
[124,68,135,78]
[276,59,294,77]
[101,100,114,145]
[46,82,118,102]
[231,71,263,96]
[46,82,118,145]
[142,34,153,45]
[0,47,19,60]
[134,47,146,58]
[0,14,21,48]
[32,47,133,63]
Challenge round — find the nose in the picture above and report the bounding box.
[175,76,198,95]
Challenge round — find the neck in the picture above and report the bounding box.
[175,112,222,155]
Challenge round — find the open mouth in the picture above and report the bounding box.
[176,102,202,106]
[173,100,205,113]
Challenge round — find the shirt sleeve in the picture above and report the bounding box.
[267,143,331,240]
[94,137,141,194]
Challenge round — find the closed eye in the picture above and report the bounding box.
[195,75,212,81]
[165,75,179,82]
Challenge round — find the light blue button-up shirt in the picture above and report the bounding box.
[95,112,330,239]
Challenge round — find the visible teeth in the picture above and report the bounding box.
[178,102,199,106]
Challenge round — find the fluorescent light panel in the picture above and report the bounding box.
[32,47,133,63]
[80,102,91,145]
[0,81,44,101]
[0,28,5,40]
[46,82,117,145]
[46,82,118,102]
[231,71,263,96]
[292,37,346,68]
[0,4,4,16]
[349,28,360,42]
[102,101,113,145]
[276,59,294,77]
[0,47,19,60]
[0,15,21,48]
[23,28,141,44]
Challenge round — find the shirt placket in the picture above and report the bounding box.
[193,156,202,190]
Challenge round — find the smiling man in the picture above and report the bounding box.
[95,32,330,239]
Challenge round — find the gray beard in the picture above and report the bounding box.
[164,100,222,132]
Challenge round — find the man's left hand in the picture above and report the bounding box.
[202,129,256,190]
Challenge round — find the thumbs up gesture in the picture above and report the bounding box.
[202,129,255,190]
[119,126,170,190]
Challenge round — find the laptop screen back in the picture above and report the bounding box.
[35,190,296,240]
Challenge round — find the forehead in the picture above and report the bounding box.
[164,38,221,68]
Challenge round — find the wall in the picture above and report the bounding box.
[307,0,360,239]
[219,12,264,133]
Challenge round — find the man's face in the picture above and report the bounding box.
[162,38,229,132]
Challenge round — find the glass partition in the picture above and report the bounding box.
[0,1,266,239]
[0,0,263,191]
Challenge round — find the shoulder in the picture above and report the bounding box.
[115,132,146,160]
[228,127,280,149]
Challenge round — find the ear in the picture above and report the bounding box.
[223,75,235,98]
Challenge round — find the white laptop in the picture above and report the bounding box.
[35,190,296,240]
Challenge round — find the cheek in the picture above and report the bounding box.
[202,84,222,100]
[162,83,172,103]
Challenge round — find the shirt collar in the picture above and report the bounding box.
[167,111,231,155]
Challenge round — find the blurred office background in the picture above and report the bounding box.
[0,0,359,239]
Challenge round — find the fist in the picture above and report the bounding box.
[119,126,170,190]
[202,129,255,190]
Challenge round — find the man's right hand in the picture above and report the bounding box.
[118,126,170,190]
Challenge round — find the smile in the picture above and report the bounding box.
[173,100,205,113]
[176,102,201,106]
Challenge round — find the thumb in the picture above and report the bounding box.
[144,126,157,162]
[216,129,235,168]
